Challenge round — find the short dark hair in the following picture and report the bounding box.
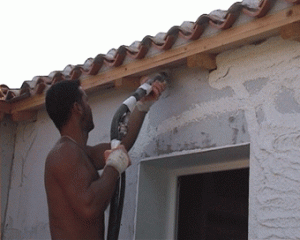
[45,79,82,131]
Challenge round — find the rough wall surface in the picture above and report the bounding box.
[2,36,300,239]
[208,37,300,239]
[1,117,17,236]
[2,112,57,239]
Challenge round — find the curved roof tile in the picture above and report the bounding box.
[0,0,298,104]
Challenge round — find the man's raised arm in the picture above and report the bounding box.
[87,80,166,169]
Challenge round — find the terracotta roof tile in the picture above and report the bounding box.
[242,0,272,17]
[0,0,299,106]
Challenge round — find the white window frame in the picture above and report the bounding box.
[134,143,250,240]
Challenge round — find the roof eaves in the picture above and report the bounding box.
[1,0,300,121]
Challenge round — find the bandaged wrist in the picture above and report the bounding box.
[136,100,155,112]
[105,149,130,174]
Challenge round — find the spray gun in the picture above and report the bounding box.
[110,71,169,149]
[107,71,169,240]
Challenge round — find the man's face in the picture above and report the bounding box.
[79,87,94,132]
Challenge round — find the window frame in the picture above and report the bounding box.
[134,143,250,240]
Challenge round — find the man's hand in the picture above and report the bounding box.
[104,145,131,175]
[136,77,166,112]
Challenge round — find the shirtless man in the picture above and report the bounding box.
[44,78,165,240]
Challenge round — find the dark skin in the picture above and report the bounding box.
[44,79,165,240]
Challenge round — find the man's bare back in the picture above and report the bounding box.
[45,137,106,240]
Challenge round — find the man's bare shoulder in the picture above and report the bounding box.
[45,140,82,175]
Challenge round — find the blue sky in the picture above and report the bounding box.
[1,0,237,88]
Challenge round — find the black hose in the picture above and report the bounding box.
[107,71,169,240]
[107,104,129,240]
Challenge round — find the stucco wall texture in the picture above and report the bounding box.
[2,36,300,239]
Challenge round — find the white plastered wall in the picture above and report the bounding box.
[2,36,300,239]
[208,37,300,239]
[1,117,17,237]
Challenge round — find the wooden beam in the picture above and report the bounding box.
[10,4,300,113]
[0,101,11,122]
[0,101,11,114]
[114,78,124,88]
[280,21,300,41]
[187,53,217,70]
[112,77,141,91]
[120,77,141,91]
[10,94,45,113]
[11,110,37,122]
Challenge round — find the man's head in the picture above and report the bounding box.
[46,79,94,132]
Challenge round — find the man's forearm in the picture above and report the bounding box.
[88,166,120,215]
[87,107,147,169]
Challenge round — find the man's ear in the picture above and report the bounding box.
[73,102,84,115]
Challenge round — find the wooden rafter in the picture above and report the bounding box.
[10,94,45,114]
[187,53,217,70]
[280,21,300,41]
[0,101,11,114]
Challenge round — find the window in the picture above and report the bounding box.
[177,168,249,240]
[135,144,249,240]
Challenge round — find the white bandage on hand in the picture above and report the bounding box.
[105,148,130,174]
[136,100,155,112]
